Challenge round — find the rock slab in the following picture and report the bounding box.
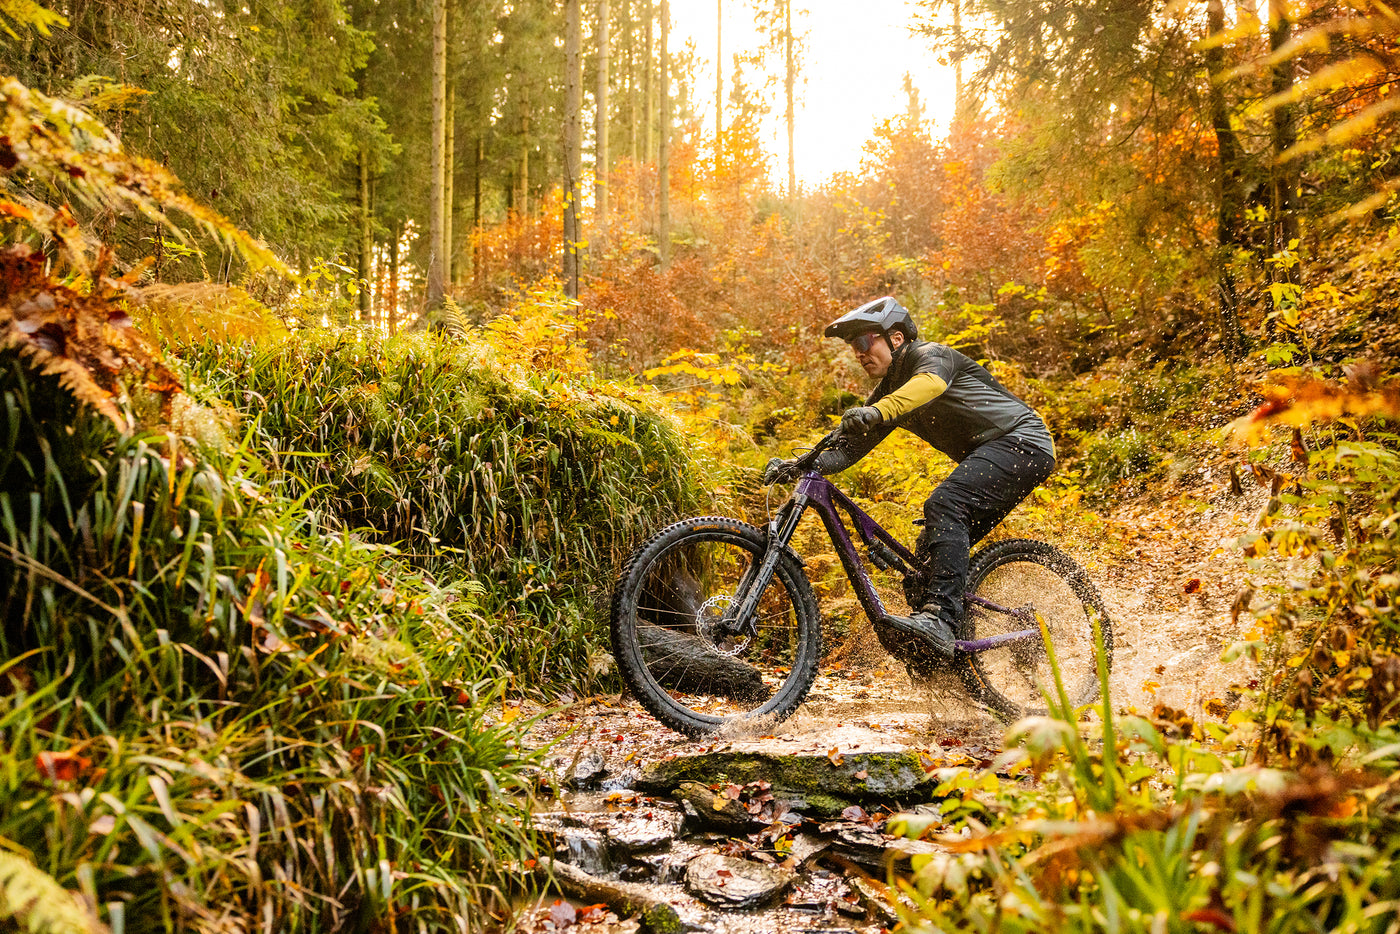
[637,729,939,815]
[684,853,794,909]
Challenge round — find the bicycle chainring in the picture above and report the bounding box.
[696,595,752,656]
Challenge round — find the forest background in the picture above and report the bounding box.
[3,0,1400,932]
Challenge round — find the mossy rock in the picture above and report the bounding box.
[636,737,938,816]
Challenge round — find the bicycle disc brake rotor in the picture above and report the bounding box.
[696,595,752,656]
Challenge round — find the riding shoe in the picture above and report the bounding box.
[876,607,957,659]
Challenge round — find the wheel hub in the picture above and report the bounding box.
[696,595,752,656]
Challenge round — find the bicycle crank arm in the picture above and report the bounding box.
[955,628,1041,653]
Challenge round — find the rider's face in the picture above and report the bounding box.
[849,330,902,379]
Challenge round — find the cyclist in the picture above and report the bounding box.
[766,296,1056,671]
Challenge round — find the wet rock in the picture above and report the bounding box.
[539,856,698,934]
[571,749,608,789]
[637,730,940,816]
[684,853,794,909]
[606,811,682,855]
[785,832,830,867]
[621,852,688,885]
[551,827,611,877]
[819,820,948,871]
[673,781,754,831]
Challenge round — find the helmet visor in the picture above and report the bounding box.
[848,331,883,354]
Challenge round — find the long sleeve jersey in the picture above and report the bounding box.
[815,340,1055,475]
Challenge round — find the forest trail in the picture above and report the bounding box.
[518,473,1270,930]
[528,469,1267,774]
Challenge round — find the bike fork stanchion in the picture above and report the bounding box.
[725,497,807,636]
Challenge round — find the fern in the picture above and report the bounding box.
[0,244,180,428]
[0,77,286,276]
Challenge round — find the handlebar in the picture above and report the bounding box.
[790,431,841,473]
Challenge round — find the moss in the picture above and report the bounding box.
[637,748,938,809]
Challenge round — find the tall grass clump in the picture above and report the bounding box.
[181,329,703,692]
[1,354,540,933]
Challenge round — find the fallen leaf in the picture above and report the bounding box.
[35,750,92,783]
[827,747,844,766]
[548,899,576,927]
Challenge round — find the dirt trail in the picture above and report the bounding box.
[529,470,1269,777]
[517,475,1270,933]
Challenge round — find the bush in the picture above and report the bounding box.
[180,330,704,693]
[1081,428,1163,486]
[0,357,537,933]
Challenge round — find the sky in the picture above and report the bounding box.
[666,0,958,189]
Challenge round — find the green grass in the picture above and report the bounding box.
[0,355,545,932]
[178,331,704,695]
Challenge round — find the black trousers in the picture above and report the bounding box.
[904,434,1056,630]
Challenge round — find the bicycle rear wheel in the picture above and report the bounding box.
[610,517,822,737]
[957,538,1112,721]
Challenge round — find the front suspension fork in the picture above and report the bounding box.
[722,497,807,637]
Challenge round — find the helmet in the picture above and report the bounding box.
[823,296,918,343]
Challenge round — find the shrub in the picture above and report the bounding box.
[0,357,538,933]
[180,329,704,693]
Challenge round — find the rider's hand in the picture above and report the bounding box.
[841,405,883,435]
[764,457,802,485]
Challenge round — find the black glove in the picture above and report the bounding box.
[841,405,883,435]
[764,457,802,484]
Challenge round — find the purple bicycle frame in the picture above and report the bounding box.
[791,471,1039,655]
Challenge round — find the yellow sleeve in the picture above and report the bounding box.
[872,372,947,422]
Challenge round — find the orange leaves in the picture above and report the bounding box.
[0,244,182,427]
[34,749,94,783]
[1225,366,1400,444]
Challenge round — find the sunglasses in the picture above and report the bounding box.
[848,332,884,354]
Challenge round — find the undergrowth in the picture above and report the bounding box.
[179,330,704,695]
[888,619,1400,933]
[0,356,540,932]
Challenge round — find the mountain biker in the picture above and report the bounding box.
[765,296,1056,671]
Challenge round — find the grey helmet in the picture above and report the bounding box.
[823,296,918,343]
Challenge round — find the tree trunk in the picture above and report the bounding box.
[388,222,400,336]
[473,136,483,284]
[636,625,770,701]
[784,0,795,197]
[658,0,670,268]
[715,0,722,167]
[518,88,531,216]
[564,0,583,299]
[357,146,371,322]
[644,0,654,165]
[426,0,447,313]
[1207,0,1246,362]
[1267,0,1301,336]
[444,81,456,286]
[595,0,610,250]
[953,0,964,119]
[626,0,638,167]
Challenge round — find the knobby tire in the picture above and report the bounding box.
[956,538,1113,722]
[610,516,822,737]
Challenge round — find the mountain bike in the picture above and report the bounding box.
[609,432,1112,737]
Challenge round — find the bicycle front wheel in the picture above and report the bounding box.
[610,517,822,737]
[957,538,1112,721]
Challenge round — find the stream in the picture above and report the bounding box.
[517,666,1006,934]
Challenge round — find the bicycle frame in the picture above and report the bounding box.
[765,470,1041,655]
